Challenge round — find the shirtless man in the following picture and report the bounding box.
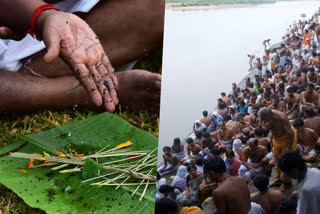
[289,70,307,90]
[300,83,318,112]
[268,95,285,112]
[200,110,211,127]
[221,92,231,106]
[284,87,300,121]
[255,128,271,150]
[204,157,251,214]
[276,83,286,100]
[309,56,320,75]
[238,138,267,182]
[293,118,318,161]
[216,121,235,150]
[258,107,297,191]
[251,175,284,214]
[237,114,254,139]
[158,146,178,176]
[232,83,240,94]
[262,76,271,88]
[303,107,320,135]
[180,138,202,165]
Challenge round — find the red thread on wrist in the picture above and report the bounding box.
[26,4,60,39]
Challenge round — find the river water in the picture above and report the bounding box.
[158,1,320,159]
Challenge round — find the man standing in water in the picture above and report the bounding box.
[258,107,297,192]
[204,156,251,214]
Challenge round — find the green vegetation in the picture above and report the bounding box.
[0,51,161,213]
[167,0,302,7]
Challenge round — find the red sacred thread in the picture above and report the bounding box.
[26,4,60,39]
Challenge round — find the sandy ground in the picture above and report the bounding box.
[165,3,255,10]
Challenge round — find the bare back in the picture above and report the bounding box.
[251,190,284,214]
[213,176,251,214]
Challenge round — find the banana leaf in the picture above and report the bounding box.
[0,113,157,214]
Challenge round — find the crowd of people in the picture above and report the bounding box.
[156,8,320,214]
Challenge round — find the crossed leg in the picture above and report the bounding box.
[0,0,164,113]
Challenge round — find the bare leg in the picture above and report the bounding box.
[0,0,164,113]
[0,70,160,113]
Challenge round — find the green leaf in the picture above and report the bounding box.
[0,113,157,214]
[82,158,102,180]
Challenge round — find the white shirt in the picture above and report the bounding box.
[297,168,320,214]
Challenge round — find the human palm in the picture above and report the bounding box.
[40,11,119,112]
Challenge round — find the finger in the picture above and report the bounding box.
[42,26,62,63]
[102,55,118,89]
[74,63,102,107]
[89,66,115,112]
[96,63,119,106]
[0,27,24,40]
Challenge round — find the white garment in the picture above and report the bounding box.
[0,0,100,72]
[248,202,265,214]
[297,168,320,214]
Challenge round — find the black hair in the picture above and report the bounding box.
[163,146,171,152]
[218,102,227,109]
[210,148,223,157]
[258,88,264,94]
[221,92,226,96]
[271,94,279,101]
[275,199,297,214]
[204,156,226,174]
[315,144,320,151]
[255,128,266,137]
[159,184,175,195]
[287,86,294,93]
[203,110,208,117]
[195,157,204,166]
[195,131,202,139]
[253,175,269,192]
[240,100,246,106]
[187,164,197,172]
[173,137,181,145]
[307,83,315,89]
[265,87,271,93]
[155,198,179,214]
[203,132,210,139]
[278,151,306,174]
[279,83,284,88]
[157,171,161,180]
[292,118,304,128]
[225,150,235,157]
[186,137,193,144]
[224,115,232,122]
[253,105,259,110]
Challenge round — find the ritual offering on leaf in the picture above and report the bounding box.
[0,113,158,214]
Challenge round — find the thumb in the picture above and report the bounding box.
[43,29,61,63]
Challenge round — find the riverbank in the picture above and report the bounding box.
[166,3,255,10]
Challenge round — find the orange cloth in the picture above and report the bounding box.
[179,207,204,214]
[304,34,311,45]
[273,126,297,180]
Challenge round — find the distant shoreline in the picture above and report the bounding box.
[166,3,255,10]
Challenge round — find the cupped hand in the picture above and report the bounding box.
[37,10,119,112]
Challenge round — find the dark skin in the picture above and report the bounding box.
[206,171,251,214]
[181,142,202,165]
[268,99,285,112]
[160,150,178,173]
[301,86,318,109]
[260,109,294,149]
[296,127,318,161]
[242,139,267,175]
[185,168,201,199]
[304,116,320,136]
[200,116,211,127]
[217,121,234,150]
[284,91,299,116]
[307,70,319,84]
[250,189,284,214]
[256,136,271,150]
[0,0,164,113]
[289,71,307,88]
